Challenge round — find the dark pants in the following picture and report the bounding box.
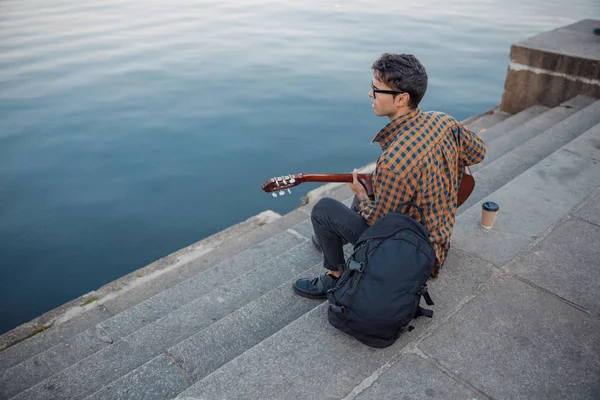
[311,197,370,271]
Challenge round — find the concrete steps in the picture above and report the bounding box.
[85,262,326,400]
[460,106,510,135]
[2,97,600,400]
[175,117,600,400]
[1,225,318,399]
[461,97,600,211]
[0,208,308,371]
[10,240,324,400]
[453,121,600,266]
[174,245,495,400]
[474,104,548,142]
[473,96,596,172]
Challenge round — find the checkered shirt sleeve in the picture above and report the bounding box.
[358,166,420,226]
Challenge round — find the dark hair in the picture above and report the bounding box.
[372,53,428,109]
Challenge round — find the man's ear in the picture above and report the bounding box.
[395,92,410,108]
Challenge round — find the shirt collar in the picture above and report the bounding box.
[371,107,422,151]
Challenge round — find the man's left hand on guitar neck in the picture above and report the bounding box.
[349,168,370,202]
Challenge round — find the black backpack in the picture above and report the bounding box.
[327,203,436,348]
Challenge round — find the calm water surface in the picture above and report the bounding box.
[1,0,598,334]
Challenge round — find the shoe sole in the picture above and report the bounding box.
[291,285,327,300]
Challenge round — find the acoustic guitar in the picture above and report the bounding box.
[261,166,475,207]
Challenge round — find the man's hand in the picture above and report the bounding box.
[349,168,368,201]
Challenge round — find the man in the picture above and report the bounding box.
[292,53,487,299]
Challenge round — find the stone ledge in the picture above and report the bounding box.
[501,19,600,113]
[511,19,600,79]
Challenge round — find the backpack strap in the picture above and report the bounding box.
[422,291,434,306]
[417,284,435,306]
[414,284,434,319]
[415,306,433,319]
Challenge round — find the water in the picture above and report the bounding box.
[0,0,598,335]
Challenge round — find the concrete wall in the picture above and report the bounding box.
[500,19,600,114]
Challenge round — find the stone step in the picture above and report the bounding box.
[353,352,486,400]
[0,305,113,376]
[461,106,511,135]
[176,246,497,400]
[473,104,548,142]
[452,121,600,267]
[0,208,308,373]
[175,120,600,400]
[84,224,357,400]
[8,237,323,400]
[472,95,596,173]
[460,98,600,211]
[415,275,600,400]
[0,227,312,400]
[85,263,326,400]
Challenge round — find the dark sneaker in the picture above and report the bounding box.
[292,273,337,299]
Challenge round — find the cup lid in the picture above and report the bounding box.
[482,201,499,212]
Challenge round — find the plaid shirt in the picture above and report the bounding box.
[359,107,486,276]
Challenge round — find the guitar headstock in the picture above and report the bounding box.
[261,174,303,197]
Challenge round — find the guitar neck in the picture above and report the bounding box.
[301,173,372,183]
[261,172,374,197]
[263,168,474,206]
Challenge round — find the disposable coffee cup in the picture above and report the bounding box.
[481,201,499,229]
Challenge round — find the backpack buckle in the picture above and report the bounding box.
[329,304,346,315]
[347,260,364,272]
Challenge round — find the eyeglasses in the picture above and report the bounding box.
[371,82,405,99]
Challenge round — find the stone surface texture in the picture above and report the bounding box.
[501,19,600,113]
[419,276,600,400]
[354,353,485,400]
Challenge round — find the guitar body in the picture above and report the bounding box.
[457,166,475,207]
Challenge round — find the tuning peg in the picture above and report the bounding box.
[289,178,295,183]
[279,190,285,196]
[272,192,278,198]
[287,189,291,194]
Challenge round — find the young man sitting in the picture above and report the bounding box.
[293,53,487,299]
